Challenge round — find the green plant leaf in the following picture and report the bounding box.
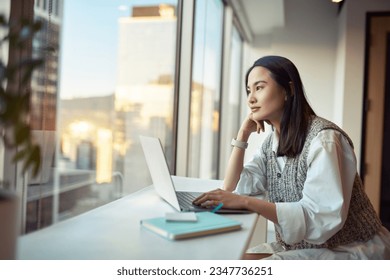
[1,13,43,178]
[15,123,31,145]
[12,147,28,163]
[0,60,5,81]
[20,58,44,84]
[0,15,7,25]
[12,145,42,178]
[31,21,43,32]
[22,145,41,178]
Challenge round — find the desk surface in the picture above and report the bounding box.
[17,176,259,260]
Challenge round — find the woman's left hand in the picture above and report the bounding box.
[192,189,246,209]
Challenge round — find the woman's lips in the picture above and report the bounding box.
[251,107,260,112]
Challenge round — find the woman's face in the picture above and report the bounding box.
[246,66,286,128]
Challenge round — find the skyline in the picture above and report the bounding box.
[59,1,179,194]
[59,0,176,99]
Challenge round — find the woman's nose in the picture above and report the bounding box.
[248,93,256,105]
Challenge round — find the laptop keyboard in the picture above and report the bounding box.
[176,191,201,209]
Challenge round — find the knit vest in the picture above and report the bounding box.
[262,116,382,250]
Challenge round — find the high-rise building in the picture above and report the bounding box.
[31,0,62,131]
[115,5,177,193]
[28,0,63,186]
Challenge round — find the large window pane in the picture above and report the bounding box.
[26,0,178,233]
[219,25,243,178]
[188,0,223,179]
[227,26,243,138]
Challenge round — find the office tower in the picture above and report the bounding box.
[29,0,62,185]
[115,5,177,194]
[31,0,62,131]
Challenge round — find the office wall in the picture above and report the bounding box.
[334,0,390,166]
[247,0,339,120]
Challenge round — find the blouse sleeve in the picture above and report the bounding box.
[234,147,268,196]
[275,129,357,245]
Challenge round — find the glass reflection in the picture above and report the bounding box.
[188,0,223,179]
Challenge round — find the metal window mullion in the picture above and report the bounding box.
[175,0,195,177]
[218,6,233,179]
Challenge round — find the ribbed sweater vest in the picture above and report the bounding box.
[262,116,382,250]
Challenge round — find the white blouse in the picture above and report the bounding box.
[235,129,390,259]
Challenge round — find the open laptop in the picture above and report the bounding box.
[139,135,252,214]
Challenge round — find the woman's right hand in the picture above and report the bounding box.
[240,113,264,135]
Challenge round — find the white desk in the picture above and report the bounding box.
[17,176,259,260]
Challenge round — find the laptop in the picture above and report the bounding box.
[139,135,252,214]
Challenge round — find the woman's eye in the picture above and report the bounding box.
[256,86,263,91]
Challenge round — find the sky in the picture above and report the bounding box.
[59,0,176,99]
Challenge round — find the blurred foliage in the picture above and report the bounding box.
[0,14,43,177]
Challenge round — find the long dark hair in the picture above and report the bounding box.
[245,55,316,157]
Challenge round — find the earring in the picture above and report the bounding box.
[284,95,288,101]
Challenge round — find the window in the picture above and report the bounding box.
[1,0,179,233]
[53,0,178,231]
[188,0,224,179]
[219,24,243,178]
[1,0,247,235]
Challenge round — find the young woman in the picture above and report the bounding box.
[193,55,390,259]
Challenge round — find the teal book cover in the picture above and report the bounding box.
[140,212,242,240]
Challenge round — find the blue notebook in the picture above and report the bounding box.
[140,212,242,240]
